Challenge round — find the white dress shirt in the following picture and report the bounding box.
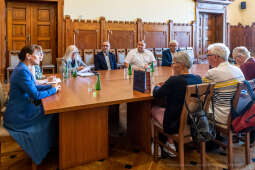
[125,48,156,69]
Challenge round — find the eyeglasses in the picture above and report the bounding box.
[206,54,215,57]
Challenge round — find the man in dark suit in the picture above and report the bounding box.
[162,40,179,66]
[94,41,117,70]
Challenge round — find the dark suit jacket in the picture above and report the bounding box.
[94,51,117,71]
[161,49,180,66]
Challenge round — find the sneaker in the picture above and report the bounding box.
[151,142,161,157]
[163,142,176,157]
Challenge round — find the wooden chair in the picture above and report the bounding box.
[56,58,64,73]
[84,49,95,70]
[0,82,38,169]
[153,83,214,170]
[126,48,132,54]
[42,49,55,74]
[109,49,116,57]
[7,50,20,82]
[147,48,154,55]
[154,48,163,66]
[94,49,101,55]
[116,49,126,68]
[211,80,254,170]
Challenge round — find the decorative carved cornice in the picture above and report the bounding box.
[196,0,232,5]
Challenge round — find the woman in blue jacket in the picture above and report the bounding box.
[4,45,61,165]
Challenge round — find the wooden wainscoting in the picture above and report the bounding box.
[230,23,255,56]
[64,16,196,55]
[143,22,168,48]
[105,19,137,49]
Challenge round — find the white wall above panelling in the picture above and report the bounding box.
[64,0,195,23]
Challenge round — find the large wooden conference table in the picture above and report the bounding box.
[42,64,209,170]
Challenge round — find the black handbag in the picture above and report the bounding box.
[185,84,216,143]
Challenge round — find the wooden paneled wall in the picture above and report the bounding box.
[64,15,195,55]
[230,23,255,56]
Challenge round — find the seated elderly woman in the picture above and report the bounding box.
[29,45,45,81]
[232,46,255,80]
[152,51,202,156]
[4,45,61,165]
[60,45,88,73]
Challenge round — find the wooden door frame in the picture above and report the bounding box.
[0,0,64,80]
[195,0,232,58]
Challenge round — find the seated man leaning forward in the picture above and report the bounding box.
[162,40,179,66]
[232,46,255,80]
[94,41,117,71]
[152,51,202,156]
[203,43,245,128]
[124,40,157,69]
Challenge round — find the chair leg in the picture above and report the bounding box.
[0,142,2,165]
[178,138,185,170]
[153,125,159,161]
[228,130,233,170]
[32,161,38,170]
[245,132,251,165]
[200,142,206,170]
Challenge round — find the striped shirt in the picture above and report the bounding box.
[203,62,245,128]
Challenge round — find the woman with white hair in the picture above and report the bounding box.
[232,46,255,80]
[152,51,202,157]
[60,45,88,73]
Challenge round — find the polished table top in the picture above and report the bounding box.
[42,64,209,114]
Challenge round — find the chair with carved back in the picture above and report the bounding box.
[116,49,126,69]
[94,49,101,55]
[185,47,195,63]
[211,80,253,170]
[126,49,133,55]
[109,49,116,57]
[84,49,95,70]
[7,50,20,82]
[42,49,55,74]
[147,48,154,55]
[56,58,64,73]
[0,82,38,170]
[153,83,215,170]
[154,48,163,66]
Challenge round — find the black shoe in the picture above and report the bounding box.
[250,131,255,146]
[206,141,220,152]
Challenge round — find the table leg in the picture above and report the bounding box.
[127,100,152,153]
[59,106,109,170]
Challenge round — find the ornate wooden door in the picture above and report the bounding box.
[7,2,31,51]
[198,13,223,57]
[7,2,56,64]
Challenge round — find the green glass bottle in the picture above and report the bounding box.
[95,74,101,90]
[150,62,154,72]
[64,64,69,79]
[72,67,77,78]
[128,64,132,75]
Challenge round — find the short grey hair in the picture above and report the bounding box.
[173,51,193,69]
[207,43,230,61]
[232,46,250,60]
[169,40,178,46]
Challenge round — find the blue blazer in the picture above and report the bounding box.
[162,49,173,66]
[94,51,117,71]
[4,62,56,125]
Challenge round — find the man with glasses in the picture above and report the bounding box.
[162,40,179,66]
[203,43,244,128]
[94,41,117,71]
